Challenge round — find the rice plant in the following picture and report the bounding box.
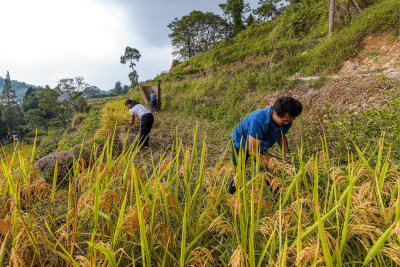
[0,129,398,266]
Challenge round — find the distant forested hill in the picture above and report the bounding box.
[0,76,38,98]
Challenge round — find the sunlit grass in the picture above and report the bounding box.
[0,141,34,162]
[0,130,398,266]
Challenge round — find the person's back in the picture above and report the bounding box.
[150,91,157,111]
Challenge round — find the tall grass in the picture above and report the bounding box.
[0,130,398,265]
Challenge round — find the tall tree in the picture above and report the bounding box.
[0,71,24,136]
[111,81,123,95]
[22,87,40,112]
[83,85,100,98]
[168,11,231,60]
[120,47,141,88]
[219,0,250,36]
[253,0,283,22]
[0,105,7,139]
[56,77,88,114]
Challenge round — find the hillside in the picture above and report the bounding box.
[136,0,399,159]
[0,76,38,98]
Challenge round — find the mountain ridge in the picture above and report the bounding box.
[0,76,38,98]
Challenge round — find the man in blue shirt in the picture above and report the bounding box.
[229,97,302,194]
[150,91,157,112]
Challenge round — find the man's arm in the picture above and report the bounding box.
[277,134,290,154]
[248,135,266,160]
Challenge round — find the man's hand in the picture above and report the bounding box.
[128,116,135,124]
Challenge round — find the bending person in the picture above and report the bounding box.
[229,97,303,194]
[125,99,154,149]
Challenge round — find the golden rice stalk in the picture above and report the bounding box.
[252,189,271,213]
[100,190,121,214]
[28,170,37,183]
[78,191,94,214]
[123,204,149,235]
[272,208,298,233]
[262,171,282,192]
[187,247,215,267]
[380,243,400,264]
[77,169,91,192]
[290,198,314,224]
[208,216,234,236]
[351,204,384,226]
[96,100,133,135]
[0,216,11,236]
[347,224,383,243]
[21,177,49,202]
[259,217,276,237]
[152,222,170,248]
[295,245,324,266]
[123,207,140,235]
[203,170,215,189]
[389,220,399,238]
[157,157,172,177]
[10,230,36,266]
[328,166,346,184]
[229,244,249,267]
[76,255,91,267]
[226,192,240,217]
[260,157,282,174]
[220,164,236,177]
[355,182,373,203]
[205,186,225,209]
[0,199,12,219]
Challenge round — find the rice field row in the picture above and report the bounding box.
[0,130,399,266]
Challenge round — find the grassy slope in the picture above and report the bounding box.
[135,0,398,162]
[49,0,398,162]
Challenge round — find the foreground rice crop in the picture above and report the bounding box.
[0,131,398,266]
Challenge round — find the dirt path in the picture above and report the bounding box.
[291,70,399,81]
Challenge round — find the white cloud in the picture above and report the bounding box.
[0,0,130,90]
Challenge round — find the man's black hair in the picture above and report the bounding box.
[125,99,139,107]
[273,97,302,118]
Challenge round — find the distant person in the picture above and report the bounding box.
[150,91,157,112]
[229,97,303,194]
[125,99,154,149]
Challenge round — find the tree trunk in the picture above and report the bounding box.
[329,0,335,35]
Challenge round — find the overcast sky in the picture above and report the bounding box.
[0,0,259,91]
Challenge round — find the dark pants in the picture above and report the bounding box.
[151,100,157,111]
[139,113,154,147]
[229,142,274,194]
[229,143,250,194]
[231,143,249,167]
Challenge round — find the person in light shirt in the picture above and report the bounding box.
[125,99,154,149]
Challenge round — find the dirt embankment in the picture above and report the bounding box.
[339,32,398,75]
[262,76,398,112]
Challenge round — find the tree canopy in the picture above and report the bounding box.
[219,0,250,36]
[168,10,231,60]
[120,47,141,87]
[0,71,24,136]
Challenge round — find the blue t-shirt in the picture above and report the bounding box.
[231,107,292,152]
[150,93,156,101]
